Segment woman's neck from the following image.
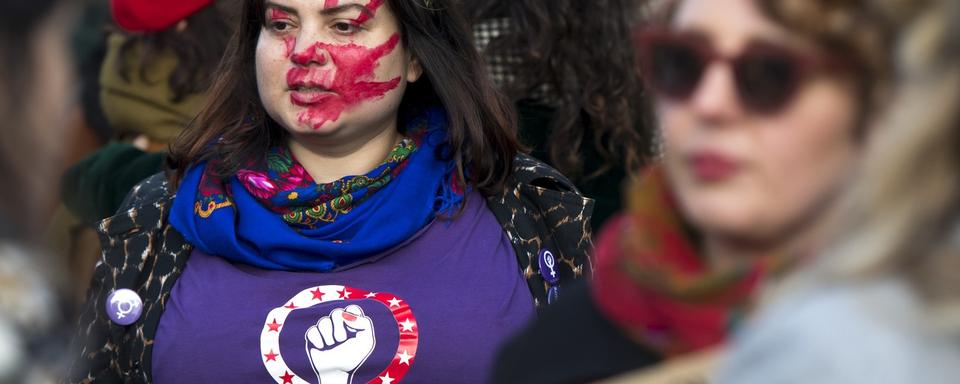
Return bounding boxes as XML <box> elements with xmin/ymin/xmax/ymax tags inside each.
<box><xmin>703</xmin><ymin>207</ymin><xmax>837</xmax><ymax>272</ymax></box>
<box><xmin>704</xmin><ymin>236</ymin><xmax>771</xmax><ymax>272</ymax></box>
<box><xmin>287</xmin><ymin>122</ymin><xmax>401</xmax><ymax>184</ymax></box>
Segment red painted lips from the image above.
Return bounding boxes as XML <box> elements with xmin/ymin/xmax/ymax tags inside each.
<box><xmin>288</xmin><ymin>77</ymin><xmax>335</xmax><ymax>106</ymax></box>
<box><xmin>688</xmin><ymin>151</ymin><xmax>741</xmax><ymax>182</ymax></box>
<box><xmin>290</xmin><ymin>90</ymin><xmax>335</xmax><ymax>106</ymax></box>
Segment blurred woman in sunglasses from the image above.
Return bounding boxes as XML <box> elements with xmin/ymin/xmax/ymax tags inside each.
<box><xmin>493</xmin><ymin>0</ymin><xmax>894</xmax><ymax>381</ymax></box>
<box><xmin>718</xmin><ymin>0</ymin><xmax>960</xmax><ymax>382</ymax></box>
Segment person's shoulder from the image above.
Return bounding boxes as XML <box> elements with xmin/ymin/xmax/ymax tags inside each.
<box><xmin>494</xmin><ymin>153</ymin><xmax>594</xmax><ymax>216</ymax></box>
<box><xmin>718</xmin><ymin>280</ymin><xmax>960</xmax><ymax>384</ymax></box>
<box><xmin>96</xmin><ymin>171</ymin><xmax>172</xmax><ymax>237</ymax></box>
<box><xmin>507</xmin><ymin>153</ymin><xmax>581</xmax><ymax>195</ymax></box>
<box><xmin>485</xmin><ymin>153</ymin><xmax>596</xmax><ymax>307</ymax></box>
<box><xmin>118</xmin><ymin>171</ymin><xmax>171</xmax><ymax>210</ymax></box>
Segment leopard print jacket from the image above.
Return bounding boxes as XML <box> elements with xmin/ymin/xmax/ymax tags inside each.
<box><xmin>65</xmin><ymin>153</ymin><xmax>594</xmax><ymax>383</ymax></box>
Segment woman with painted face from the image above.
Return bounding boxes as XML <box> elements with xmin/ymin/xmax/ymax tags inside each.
<box><xmin>493</xmin><ymin>0</ymin><xmax>894</xmax><ymax>381</ymax></box>
<box><xmin>66</xmin><ymin>0</ymin><xmax>593</xmax><ymax>382</ymax></box>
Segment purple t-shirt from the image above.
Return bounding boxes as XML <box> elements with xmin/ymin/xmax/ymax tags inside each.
<box><xmin>152</xmin><ymin>192</ymin><xmax>534</xmax><ymax>383</ymax></box>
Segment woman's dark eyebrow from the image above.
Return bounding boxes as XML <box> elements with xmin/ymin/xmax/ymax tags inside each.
<box><xmin>321</xmin><ymin>3</ymin><xmax>374</xmax><ymax>19</ymax></box>
<box><xmin>264</xmin><ymin>1</ymin><xmax>298</xmax><ymax>16</ymax></box>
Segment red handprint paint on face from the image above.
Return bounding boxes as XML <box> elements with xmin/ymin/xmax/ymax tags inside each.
<box><xmin>286</xmin><ymin>34</ymin><xmax>401</xmax><ymax>130</ymax></box>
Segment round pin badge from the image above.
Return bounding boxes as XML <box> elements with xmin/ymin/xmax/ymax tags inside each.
<box><xmin>537</xmin><ymin>248</ymin><xmax>561</xmax><ymax>286</ymax></box>
<box><xmin>106</xmin><ymin>288</ymin><xmax>143</xmax><ymax>326</ymax></box>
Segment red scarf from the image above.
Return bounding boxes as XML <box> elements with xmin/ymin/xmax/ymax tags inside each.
<box><xmin>591</xmin><ymin>168</ymin><xmax>791</xmax><ymax>356</ymax></box>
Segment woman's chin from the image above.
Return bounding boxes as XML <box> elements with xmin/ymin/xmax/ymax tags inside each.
<box><xmin>278</xmin><ymin>114</ymin><xmax>343</xmax><ymax>137</ymax></box>
<box><xmin>681</xmin><ymin>197</ymin><xmax>773</xmax><ymax>240</ymax></box>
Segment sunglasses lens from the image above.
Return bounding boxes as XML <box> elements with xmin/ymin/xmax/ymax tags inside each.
<box><xmin>645</xmin><ymin>40</ymin><xmax>705</xmax><ymax>100</ymax></box>
<box><xmin>734</xmin><ymin>53</ymin><xmax>799</xmax><ymax>113</ymax></box>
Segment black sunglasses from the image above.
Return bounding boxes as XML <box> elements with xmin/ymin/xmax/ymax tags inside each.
<box><xmin>637</xmin><ymin>28</ymin><xmax>849</xmax><ymax>114</ymax></box>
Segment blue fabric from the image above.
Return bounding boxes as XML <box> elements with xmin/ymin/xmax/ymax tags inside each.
<box><xmin>169</xmin><ymin>108</ymin><xmax>460</xmax><ymax>272</ymax></box>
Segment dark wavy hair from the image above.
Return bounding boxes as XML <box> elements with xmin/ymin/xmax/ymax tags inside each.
<box><xmin>169</xmin><ymin>0</ymin><xmax>520</xmax><ymax>196</ymax></box>
<box><xmin>462</xmin><ymin>0</ymin><xmax>656</xmax><ymax>180</ymax></box>
<box><xmin>113</xmin><ymin>1</ymin><xmax>237</xmax><ymax>102</ymax></box>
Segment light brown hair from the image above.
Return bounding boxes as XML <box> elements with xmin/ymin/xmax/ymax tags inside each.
<box><xmin>819</xmin><ymin>0</ymin><xmax>960</xmax><ymax>312</ymax></box>
<box><xmin>764</xmin><ymin>0</ymin><xmax>960</xmax><ymax>320</ymax></box>
<box><xmin>757</xmin><ymin>0</ymin><xmax>901</xmax><ymax>129</ymax></box>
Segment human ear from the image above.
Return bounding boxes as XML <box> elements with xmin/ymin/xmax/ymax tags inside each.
<box><xmin>405</xmin><ymin>53</ymin><xmax>423</xmax><ymax>83</ymax></box>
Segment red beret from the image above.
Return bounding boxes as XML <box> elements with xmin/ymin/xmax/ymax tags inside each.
<box><xmin>111</xmin><ymin>0</ymin><xmax>215</xmax><ymax>32</ymax></box>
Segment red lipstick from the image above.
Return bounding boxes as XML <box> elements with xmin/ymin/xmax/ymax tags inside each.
<box><xmin>688</xmin><ymin>151</ymin><xmax>741</xmax><ymax>182</ymax></box>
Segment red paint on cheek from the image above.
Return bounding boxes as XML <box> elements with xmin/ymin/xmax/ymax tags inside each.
<box><xmin>286</xmin><ymin>34</ymin><xmax>403</xmax><ymax>130</ymax></box>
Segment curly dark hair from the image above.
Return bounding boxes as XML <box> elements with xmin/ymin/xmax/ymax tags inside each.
<box><xmin>461</xmin><ymin>0</ymin><xmax>657</xmax><ymax>180</ymax></box>
<box><xmin>113</xmin><ymin>1</ymin><xmax>238</xmax><ymax>102</ymax></box>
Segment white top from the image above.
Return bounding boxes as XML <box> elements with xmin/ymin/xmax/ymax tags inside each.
<box><xmin>716</xmin><ymin>278</ymin><xmax>960</xmax><ymax>384</ymax></box>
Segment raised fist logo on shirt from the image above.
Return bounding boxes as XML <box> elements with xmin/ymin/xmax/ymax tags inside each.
<box><xmin>305</xmin><ymin>305</ymin><xmax>376</xmax><ymax>384</ymax></box>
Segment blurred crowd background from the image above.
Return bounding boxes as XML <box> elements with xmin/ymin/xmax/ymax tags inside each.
<box><xmin>0</xmin><ymin>0</ymin><xmax>958</xmax><ymax>382</ymax></box>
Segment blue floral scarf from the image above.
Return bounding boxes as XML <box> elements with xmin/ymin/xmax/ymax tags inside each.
<box><xmin>169</xmin><ymin>108</ymin><xmax>463</xmax><ymax>272</ymax></box>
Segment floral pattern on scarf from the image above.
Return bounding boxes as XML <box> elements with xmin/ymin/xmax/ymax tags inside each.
<box><xmin>194</xmin><ymin>139</ymin><xmax>417</xmax><ymax>228</ymax></box>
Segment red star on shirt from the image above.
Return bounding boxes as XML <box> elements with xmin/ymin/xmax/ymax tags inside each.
<box><xmin>338</xmin><ymin>287</ymin><xmax>352</xmax><ymax>299</ymax></box>
<box><xmin>279</xmin><ymin>371</ymin><xmax>295</xmax><ymax>384</ymax></box>
<box><xmin>284</xmin><ymin>302</ymin><xmax>298</xmax><ymax>309</ymax></box>
<box><xmin>311</xmin><ymin>287</ymin><xmax>325</xmax><ymax>301</ymax></box>
<box><xmin>266</xmin><ymin>319</ymin><xmax>282</xmax><ymax>332</ymax></box>
<box><xmin>264</xmin><ymin>349</ymin><xmax>279</xmax><ymax>362</ymax></box>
